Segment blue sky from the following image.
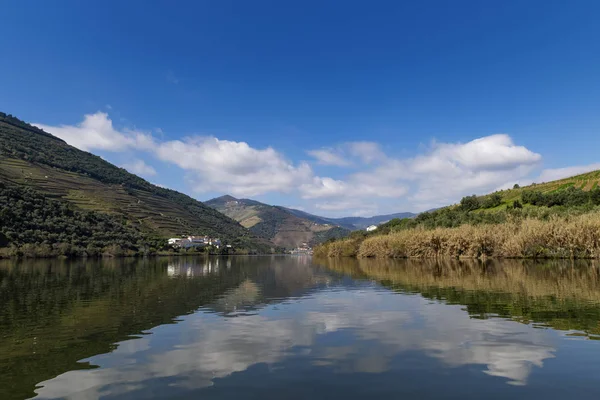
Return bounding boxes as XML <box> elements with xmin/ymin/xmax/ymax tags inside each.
<box><xmin>1</xmin><ymin>0</ymin><xmax>599</xmax><ymax>216</ymax></box>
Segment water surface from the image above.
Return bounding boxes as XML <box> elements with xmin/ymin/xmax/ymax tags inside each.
<box><xmin>2</xmin><ymin>256</ymin><xmax>600</xmax><ymax>399</ymax></box>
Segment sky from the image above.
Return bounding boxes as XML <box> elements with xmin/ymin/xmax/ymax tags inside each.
<box><xmin>1</xmin><ymin>0</ymin><xmax>600</xmax><ymax>217</ymax></box>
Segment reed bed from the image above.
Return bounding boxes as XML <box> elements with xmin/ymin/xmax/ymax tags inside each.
<box><xmin>315</xmin><ymin>213</ymin><xmax>600</xmax><ymax>259</ymax></box>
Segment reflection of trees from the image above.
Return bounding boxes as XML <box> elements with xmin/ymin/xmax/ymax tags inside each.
<box><xmin>0</xmin><ymin>257</ymin><xmax>245</xmax><ymax>400</ymax></box>
<box><xmin>316</xmin><ymin>257</ymin><xmax>600</xmax><ymax>336</ymax></box>
<box><xmin>0</xmin><ymin>256</ymin><xmax>333</xmax><ymax>400</ymax></box>
<box><xmin>35</xmin><ymin>271</ymin><xmax>558</xmax><ymax>398</ymax></box>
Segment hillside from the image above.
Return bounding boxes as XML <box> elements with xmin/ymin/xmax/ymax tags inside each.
<box><xmin>315</xmin><ymin>169</ymin><xmax>600</xmax><ymax>259</ymax></box>
<box><xmin>0</xmin><ymin>112</ymin><xmax>270</xmax><ymax>254</ymax></box>
<box><xmin>206</xmin><ymin>195</ymin><xmax>350</xmax><ymax>248</ymax></box>
<box><xmin>279</xmin><ymin>207</ymin><xmax>416</xmax><ymax>230</ymax></box>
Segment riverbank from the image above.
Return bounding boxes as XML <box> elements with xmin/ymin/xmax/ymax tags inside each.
<box><xmin>0</xmin><ymin>247</ymin><xmax>265</xmax><ymax>259</ymax></box>
<box><xmin>314</xmin><ymin>213</ymin><xmax>600</xmax><ymax>259</ymax></box>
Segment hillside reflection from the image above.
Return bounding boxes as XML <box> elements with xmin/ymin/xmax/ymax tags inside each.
<box><xmin>3</xmin><ymin>257</ymin><xmax>600</xmax><ymax>399</ymax></box>
<box><xmin>316</xmin><ymin>257</ymin><xmax>600</xmax><ymax>336</ymax></box>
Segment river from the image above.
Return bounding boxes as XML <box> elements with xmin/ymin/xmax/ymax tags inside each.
<box><xmin>1</xmin><ymin>256</ymin><xmax>600</xmax><ymax>399</ymax></box>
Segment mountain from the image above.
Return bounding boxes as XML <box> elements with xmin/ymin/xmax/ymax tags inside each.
<box><xmin>280</xmin><ymin>207</ymin><xmax>416</xmax><ymax>230</ymax></box>
<box><xmin>206</xmin><ymin>196</ymin><xmax>350</xmax><ymax>248</ymax></box>
<box><xmin>0</xmin><ymin>112</ymin><xmax>270</xmax><ymax>254</ymax></box>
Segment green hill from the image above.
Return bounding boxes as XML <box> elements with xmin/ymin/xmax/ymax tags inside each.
<box><xmin>206</xmin><ymin>195</ymin><xmax>350</xmax><ymax>248</ymax></box>
<box><xmin>315</xmin><ymin>169</ymin><xmax>600</xmax><ymax>259</ymax></box>
<box><xmin>0</xmin><ymin>112</ymin><xmax>270</xmax><ymax>255</ymax></box>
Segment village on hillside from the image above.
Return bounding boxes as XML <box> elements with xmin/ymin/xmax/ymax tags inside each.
<box><xmin>168</xmin><ymin>235</ymin><xmax>226</xmax><ymax>249</ymax></box>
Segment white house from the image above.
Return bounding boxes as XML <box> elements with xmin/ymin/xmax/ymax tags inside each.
<box><xmin>366</xmin><ymin>225</ymin><xmax>378</xmax><ymax>232</ymax></box>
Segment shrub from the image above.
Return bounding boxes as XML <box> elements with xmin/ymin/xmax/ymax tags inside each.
<box><xmin>482</xmin><ymin>193</ymin><xmax>502</xmax><ymax>209</ymax></box>
<box><xmin>459</xmin><ymin>195</ymin><xmax>481</xmax><ymax>211</ymax></box>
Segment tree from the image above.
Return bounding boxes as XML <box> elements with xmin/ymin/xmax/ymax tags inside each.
<box><xmin>0</xmin><ymin>232</ymin><xmax>8</xmax><ymax>247</ymax></box>
<box><xmin>460</xmin><ymin>195</ymin><xmax>481</xmax><ymax>212</ymax></box>
<box><xmin>482</xmin><ymin>193</ymin><xmax>502</xmax><ymax>209</ymax></box>
<box><xmin>513</xmin><ymin>184</ymin><xmax>520</xmax><ymax>189</ymax></box>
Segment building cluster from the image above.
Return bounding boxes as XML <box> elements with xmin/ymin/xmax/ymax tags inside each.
<box><xmin>168</xmin><ymin>236</ymin><xmax>222</xmax><ymax>249</ymax></box>
<box><xmin>290</xmin><ymin>242</ymin><xmax>312</xmax><ymax>255</ymax></box>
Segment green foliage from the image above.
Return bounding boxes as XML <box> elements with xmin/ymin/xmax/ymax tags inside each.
<box><xmin>459</xmin><ymin>195</ymin><xmax>480</xmax><ymax>211</ymax></box>
<box><xmin>482</xmin><ymin>193</ymin><xmax>502</xmax><ymax>209</ymax></box>
<box><xmin>311</xmin><ymin>227</ymin><xmax>350</xmax><ymax>245</ymax></box>
<box><xmin>513</xmin><ymin>183</ymin><xmax>520</xmax><ymax>189</ymax></box>
<box><xmin>0</xmin><ymin>232</ymin><xmax>8</xmax><ymax>247</ymax></box>
<box><xmin>522</xmin><ymin>187</ymin><xmax>600</xmax><ymax>208</ymax></box>
<box><xmin>0</xmin><ymin>183</ymin><xmax>167</xmax><ymax>257</ymax></box>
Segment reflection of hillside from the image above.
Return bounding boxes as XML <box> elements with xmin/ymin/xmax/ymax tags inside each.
<box><xmin>0</xmin><ymin>256</ymin><xmax>334</xmax><ymax>399</ymax></box>
<box><xmin>316</xmin><ymin>257</ymin><xmax>600</xmax><ymax>336</ymax></box>
<box><xmin>35</xmin><ymin>276</ymin><xmax>558</xmax><ymax>398</ymax></box>
<box><xmin>0</xmin><ymin>258</ymin><xmax>243</xmax><ymax>400</ymax></box>
<box><xmin>197</xmin><ymin>256</ymin><xmax>336</xmax><ymax>314</ymax></box>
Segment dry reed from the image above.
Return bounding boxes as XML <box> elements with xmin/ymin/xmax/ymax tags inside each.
<box><xmin>315</xmin><ymin>213</ymin><xmax>600</xmax><ymax>259</ymax></box>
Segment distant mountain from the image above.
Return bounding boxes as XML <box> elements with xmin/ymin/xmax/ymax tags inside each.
<box><xmin>281</xmin><ymin>207</ymin><xmax>416</xmax><ymax>230</ymax></box>
<box><xmin>328</xmin><ymin>212</ymin><xmax>417</xmax><ymax>229</ymax></box>
<box><xmin>0</xmin><ymin>112</ymin><xmax>270</xmax><ymax>253</ymax></box>
<box><xmin>206</xmin><ymin>196</ymin><xmax>350</xmax><ymax>248</ymax></box>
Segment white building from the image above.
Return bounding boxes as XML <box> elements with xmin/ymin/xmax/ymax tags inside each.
<box><xmin>366</xmin><ymin>225</ymin><xmax>378</xmax><ymax>232</ymax></box>
<box><xmin>169</xmin><ymin>236</ymin><xmax>222</xmax><ymax>249</ymax></box>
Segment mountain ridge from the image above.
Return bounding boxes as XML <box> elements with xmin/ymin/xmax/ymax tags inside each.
<box><xmin>205</xmin><ymin>195</ymin><xmax>351</xmax><ymax>248</ymax></box>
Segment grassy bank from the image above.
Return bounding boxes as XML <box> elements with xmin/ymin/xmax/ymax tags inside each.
<box><xmin>314</xmin><ymin>212</ymin><xmax>600</xmax><ymax>259</ymax></box>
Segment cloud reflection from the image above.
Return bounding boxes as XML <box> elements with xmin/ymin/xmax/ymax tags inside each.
<box><xmin>34</xmin><ymin>284</ymin><xmax>556</xmax><ymax>398</ymax></box>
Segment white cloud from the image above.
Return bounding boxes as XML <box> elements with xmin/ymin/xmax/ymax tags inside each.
<box><xmin>300</xmin><ymin>176</ymin><xmax>408</xmax><ymax>200</ymax></box>
<box><xmin>33</xmin><ymin>112</ymin><xmax>547</xmax><ymax>214</ymax></box>
<box><xmin>428</xmin><ymin>134</ymin><xmax>541</xmax><ymax>171</ymax></box>
<box><xmin>155</xmin><ymin>137</ymin><xmax>314</xmax><ymax>197</ymax></box>
<box><xmin>33</xmin><ymin>260</ymin><xmax>557</xmax><ymax>398</ymax></box>
<box><xmin>341</xmin><ymin>135</ymin><xmax>542</xmax><ymax>210</ymax></box>
<box><xmin>34</xmin><ymin>112</ymin><xmax>154</xmax><ymax>152</ymax></box>
<box><xmin>347</xmin><ymin>141</ymin><xmax>385</xmax><ymax>164</ymax></box>
<box><xmin>307</xmin><ymin>149</ymin><xmax>351</xmax><ymax>167</ymax></box>
<box><xmin>121</xmin><ymin>159</ymin><xmax>157</xmax><ymax>177</ymax></box>
<box><xmin>307</xmin><ymin>141</ymin><xmax>384</xmax><ymax>166</ymax></box>
<box><xmin>537</xmin><ymin>163</ymin><xmax>600</xmax><ymax>183</ymax></box>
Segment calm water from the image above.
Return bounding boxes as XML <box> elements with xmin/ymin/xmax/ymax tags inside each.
<box><xmin>2</xmin><ymin>257</ymin><xmax>600</xmax><ymax>399</ymax></box>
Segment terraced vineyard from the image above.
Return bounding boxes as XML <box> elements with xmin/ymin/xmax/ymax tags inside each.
<box><xmin>0</xmin><ymin>112</ymin><xmax>269</xmax><ymax>251</ymax></box>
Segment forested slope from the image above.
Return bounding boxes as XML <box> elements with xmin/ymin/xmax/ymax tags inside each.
<box><xmin>0</xmin><ymin>112</ymin><xmax>270</xmax><ymax>255</ymax></box>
